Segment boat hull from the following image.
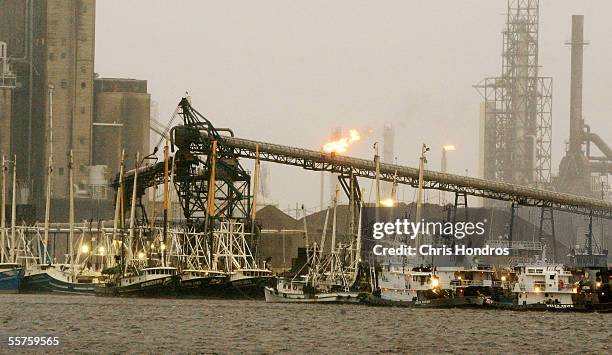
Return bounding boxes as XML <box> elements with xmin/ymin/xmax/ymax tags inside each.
<box><xmin>364</xmin><ymin>293</ymin><xmax>467</xmax><ymax>308</ymax></box>
<box><xmin>20</xmin><ymin>271</ymin><xmax>96</xmax><ymax>295</ymax></box>
<box><xmin>222</xmin><ymin>276</ymin><xmax>273</xmax><ymax>300</ymax></box>
<box><xmin>178</xmin><ymin>275</ymin><xmax>228</xmax><ymax>298</ymax></box>
<box><xmin>0</xmin><ymin>267</ymin><xmax>24</xmax><ymax>294</ymax></box>
<box><xmin>264</xmin><ymin>286</ymin><xmax>361</xmax><ymax>303</ymax></box>
<box><xmin>95</xmin><ymin>275</ymin><xmax>180</xmax><ymax>298</ymax></box>
<box><xmin>483</xmin><ymin>302</ymin><xmax>595</xmax><ymax>312</ymax></box>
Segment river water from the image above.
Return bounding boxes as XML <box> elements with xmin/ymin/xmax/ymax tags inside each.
<box><xmin>0</xmin><ymin>294</ymin><xmax>610</xmax><ymax>354</ymax></box>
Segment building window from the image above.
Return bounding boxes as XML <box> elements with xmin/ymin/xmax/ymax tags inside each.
<box><xmin>60</xmin><ymin>80</ymin><xmax>67</xmax><ymax>89</ymax></box>
<box><xmin>80</xmin><ymin>66</ymin><xmax>86</xmax><ymax>74</ymax></box>
<box><xmin>79</xmin><ymin>137</ymin><xmax>85</xmax><ymax>145</ymax></box>
<box><xmin>81</xmin><ymin>82</ymin><xmax>86</xmax><ymax>89</ymax></box>
<box><xmin>61</xmin><ymin>52</ymin><xmax>66</xmax><ymax>59</ymax></box>
<box><xmin>58</xmin><ymin>168</ymin><xmax>64</xmax><ymax>176</ymax></box>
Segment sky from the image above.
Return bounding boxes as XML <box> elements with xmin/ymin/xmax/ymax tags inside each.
<box><xmin>95</xmin><ymin>0</ymin><xmax>612</xmax><ymax>212</ymax></box>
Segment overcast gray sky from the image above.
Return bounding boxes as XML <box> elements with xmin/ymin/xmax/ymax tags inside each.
<box><xmin>95</xmin><ymin>0</ymin><xmax>612</xmax><ymax>211</ymax></box>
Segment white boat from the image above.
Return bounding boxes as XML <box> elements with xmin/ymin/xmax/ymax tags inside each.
<box><xmin>376</xmin><ymin>265</ymin><xmax>441</xmax><ymax>303</ymax></box>
<box><xmin>513</xmin><ymin>263</ymin><xmax>576</xmax><ymax>307</ymax></box>
<box><xmin>264</xmin><ymin>277</ymin><xmax>360</xmax><ymax>303</ymax></box>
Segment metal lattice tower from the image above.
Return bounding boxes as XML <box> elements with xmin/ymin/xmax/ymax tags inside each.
<box><xmin>478</xmin><ymin>0</ymin><xmax>552</xmax><ymax>187</ymax></box>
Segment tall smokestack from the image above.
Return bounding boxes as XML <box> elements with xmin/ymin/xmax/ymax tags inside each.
<box><xmin>569</xmin><ymin>15</ymin><xmax>585</xmax><ymax>155</ymax></box>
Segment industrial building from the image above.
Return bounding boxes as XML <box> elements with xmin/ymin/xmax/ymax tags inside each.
<box><xmin>477</xmin><ymin>0</ymin><xmax>553</xmax><ymax>189</ymax></box>
<box><xmin>477</xmin><ymin>1</ymin><xmax>611</xmax><ymax>200</ymax></box>
<box><xmin>0</xmin><ymin>0</ymin><xmax>151</xmax><ymax>220</ymax></box>
<box><xmin>476</xmin><ymin>1</ymin><xmax>610</xmax><ymax>265</ymax></box>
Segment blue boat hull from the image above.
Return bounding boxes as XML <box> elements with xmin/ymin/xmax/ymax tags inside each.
<box><xmin>0</xmin><ymin>267</ymin><xmax>24</xmax><ymax>293</ymax></box>
<box><xmin>21</xmin><ymin>271</ymin><xmax>96</xmax><ymax>295</ymax></box>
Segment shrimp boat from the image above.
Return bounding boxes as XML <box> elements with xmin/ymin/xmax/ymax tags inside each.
<box><xmin>169</xmin><ymin>222</ymin><xmax>274</xmax><ymax>299</ymax></box>
<box><xmin>223</xmin><ymin>268</ymin><xmax>274</xmax><ymax>299</ymax></box>
<box><xmin>93</xmin><ymin>225</ymin><xmax>180</xmax><ymax>297</ymax></box>
<box><xmin>265</xmin><ymin>196</ymin><xmax>363</xmax><ymax>303</ymax></box>
<box><xmin>0</xmin><ymin>156</ymin><xmax>24</xmax><ymax>293</ymax></box>
<box><xmin>21</xmin><ymin>263</ymin><xmax>102</xmax><ymax>295</ymax></box>
<box><xmin>208</xmin><ymin>221</ymin><xmax>273</xmax><ymax>299</ymax></box>
<box><xmin>21</xmin><ymin>151</ymin><xmax>108</xmax><ymax>295</ymax></box>
<box><xmin>0</xmin><ymin>263</ymin><xmax>23</xmax><ymax>293</ymax></box>
<box><xmin>264</xmin><ymin>240</ymin><xmax>362</xmax><ymax>303</ymax></box>
<box><xmin>265</xmin><ymin>274</ymin><xmax>360</xmax><ymax>303</ymax></box>
<box><xmin>95</xmin><ymin>266</ymin><xmax>180</xmax><ymax>297</ymax></box>
<box><xmin>178</xmin><ymin>269</ymin><xmax>227</xmax><ymax>297</ymax></box>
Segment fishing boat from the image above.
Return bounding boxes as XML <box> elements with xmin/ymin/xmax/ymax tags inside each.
<box><xmin>0</xmin><ymin>262</ymin><xmax>24</xmax><ymax>293</ymax></box>
<box><xmin>222</xmin><ymin>268</ymin><xmax>274</xmax><ymax>299</ymax></box>
<box><xmin>0</xmin><ymin>157</ymin><xmax>23</xmax><ymax>293</ymax></box>
<box><xmin>20</xmin><ymin>151</ymin><xmax>107</xmax><ymax>295</ymax></box>
<box><xmin>178</xmin><ymin>268</ymin><xmax>227</xmax><ymax>297</ymax></box>
<box><xmin>264</xmin><ymin>275</ymin><xmax>360</xmax><ymax>303</ymax></box>
<box><xmin>20</xmin><ymin>263</ymin><xmax>101</xmax><ymax>295</ymax></box>
<box><xmin>265</xmin><ymin>195</ymin><xmax>363</xmax><ymax>303</ymax></box>
<box><xmin>95</xmin><ymin>266</ymin><xmax>180</xmax><ymax>297</ymax></box>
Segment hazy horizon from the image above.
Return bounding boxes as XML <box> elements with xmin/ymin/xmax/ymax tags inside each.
<box><xmin>95</xmin><ymin>0</ymin><xmax>612</xmax><ymax>212</ymax></box>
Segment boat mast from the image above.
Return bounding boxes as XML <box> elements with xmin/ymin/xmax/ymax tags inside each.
<box><xmin>162</xmin><ymin>140</ymin><xmax>169</xmax><ymax>264</ymax></box>
<box><xmin>10</xmin><ymin>156</ymin><xmax>16</xmax><ymax>263</ymax></box>
<box><xmin>351</xmin><ymin>198</ymin><xmax>363</xmax><ymax>286</ymax></box>
<box><xmin>68</xmin><ymin>150</ymin><xmax>75</xmax><ymax>278</ymax></box>
<box><xmin>330</xmin><ymin>183</ymin><xmax>339</xmax><ymax>280</ymax></box>
<box><xmin>127</xmin><ymin>152</ymin><xmax>139</xmax><ymax>271</ymax></box>
<box><xmin>112</xmin><ymin>150</ymin><xmax>125</xmax><ymax>266</ymax></box>
<box><xmin>1</xmin><ymin>156</ymin><xmax>5</xmax><ymax>263</ymax></box>
<box><xmin>302</xmin><ymin>204</ymin><xmax>309</xmax><ymax>260</ymax></box>
<box><xmin>250</xmin><ymin>144</ymin><xmax>260</xmax><ymax>259</ymax></box>
<box><xmin>319</xmin><ymin>207</ymin><xmax>329</xmax><ymax>261</ymax></box>
<box><xmin>43</xmin><ymin>84</ymin><xmax>54</xmax><ymax>265</ymax></box>
<box><xmin>164</xmin><ymin>154</ymin><xmax>175</xmax><ymax>266</ymax></box>
<box><xmin>207</xmin><ymin>140</ymin><xmax>217</xmax><ymax>270</ymax></box>
<box><xmin>415</xmin><ymin>144</ymin><xmax>429</xmax><ymax>255</ymax></box>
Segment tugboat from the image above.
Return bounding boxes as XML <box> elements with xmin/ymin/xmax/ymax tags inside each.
<box><xmin>509</xmin><ymin>262</ymin><xmax>578</xmax><ymax>311</ymax></box>
<box><xmin>0</xmin><ymin>262</ymin><xmax>24</xmax><ymax>293</ymax></box>
<box><xmin>436</xmin><ymin>264</ymin><xmax>504</xmax><ymax>306</ymax></box>
<box><xmin>365</xmin><ymin>265</ymin><xmax>455</xmax><ymax>307</ymax></box>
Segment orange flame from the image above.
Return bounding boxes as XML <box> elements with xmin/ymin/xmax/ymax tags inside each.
<box><xmin>322</xmin><ymin>129</ymin><xmax>361</xmax><ymax>154</ymax></box>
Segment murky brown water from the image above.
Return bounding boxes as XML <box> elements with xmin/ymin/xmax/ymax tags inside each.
<box><xmin>0</xmin><ymin>294</ymin><xmax>610</xmax><ymax>354</ymax></box>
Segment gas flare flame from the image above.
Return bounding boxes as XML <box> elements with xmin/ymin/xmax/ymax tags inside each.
<box><xmin>322</xmin><ymin>129</ymin><xmax>361</xmax><ymax>154</ymax></box>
